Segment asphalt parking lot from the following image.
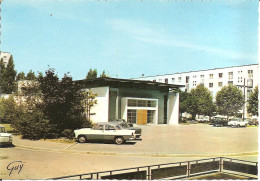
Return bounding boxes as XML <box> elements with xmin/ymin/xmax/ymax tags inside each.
<box><xmin>67</xmin><ymin>124</ymin><xmax>258</xmax><ymax>156</ymax></box>
<box><xmin>0</xmin><ymin>124</ymin><xmax>258</xmax><ymax>179</ymax></box>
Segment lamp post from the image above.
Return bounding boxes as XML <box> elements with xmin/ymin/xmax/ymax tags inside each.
<box><xmin>237</xmin><ymin>78</ymin><xmax>253</xmax><ymax>121</ymax></box>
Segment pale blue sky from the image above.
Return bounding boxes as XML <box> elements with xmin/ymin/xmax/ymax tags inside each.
<box><xmin>1</xmin><ymin>0</ymin><xmax>259</xmax><ymax>80</ymax></box>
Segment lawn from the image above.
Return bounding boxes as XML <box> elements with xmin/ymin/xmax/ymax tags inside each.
<box><xmin>0</xmin><ymin>124</ymin><xmax>14</xmax><ymax>132</ymax></box>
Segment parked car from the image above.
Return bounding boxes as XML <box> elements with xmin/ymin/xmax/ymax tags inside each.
<box><xmin>228</xmin><ymin>118</ymin><xmax>248</xmax><ymax>127</ymax></box>
<box><xmin>74</xmin><ymin>122</ymin><xmax>135</xmax><ymax>145</ymax></box>
<box><xmin>212</xmin><ymin>118</ymin><xmax>228</xmax><ymax>127</ymax></box>
<box><xmin>196</xmin><ymin>116</ymin><xmax>210</xmax><ymax>123</ymax></box>
<box><xmin>109</xmin><ymin>119</ymin><xmax>142</xmax><ymax>139</ymax></box>
<box><xmin>247</xmin><ymin>118</ymin><xmax>258</xmax><ymax>126</ymax></box>
<box><xmin>0</xmin><ymin>125</ymin><xmax>13</xmax><ymax>146</ymax></box>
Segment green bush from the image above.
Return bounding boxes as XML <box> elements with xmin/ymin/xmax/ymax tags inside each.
<box><xmin>12</xmin><ymin>107</ymin><xmax>59</xmax><ymax>140</ymax></box>
<box><xmin>61</xmin><ymin>129</ymin><xmax>74</xmax><ymax>139</ymax></box>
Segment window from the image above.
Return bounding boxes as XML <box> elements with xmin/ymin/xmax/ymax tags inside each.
<box><xmin>228</xmin><ymin>81</ymin><xmax>233</xmax><ymax>85</ymax></box>
<box><xmin>147</xmin><ymin>110</ymin><xmax>155</xmax><ymax>123</ymax></box>
<box><xmin>105</xmin><ymin>125</ymin><xmax>116</xmax><ymax>130</ymax></box>
<box><xmin>137</xmin><ymin>100</ymin><xmax>146</xmax><ymax>107</ymax></box>
<box><xmin>248</xmin><ymin>70</ymin><xmax>253</xmax><ymax>78</ymax></box>
<box><xmin>247</xmin><ymin>79</ymin><xmax>253</xmax><ymax>87</ymax></box>
<box><xmin>247</xmin><ymin>90</ymin><xmax>253</xmax><ymax>100</ymax></box>
<box><xmin>159</xmin><ymin>79</ymin><xmax>162</xmax><ymax>82</ymax></box>
<box><xmin>193</xmin><ymin>81</ymin><xmax>197</xmax><ymax>87</ymax></box>
<box><xmin>209</xmin><ymin>83</ymin><xmax>213</xmax><ymax>88</ymax></box>
<box><xmin>238</xmin><ymin>77</ymin><xmax>243</xmax><ymax>83</ymax></box>
<box><xmin>153</xmin><ymin>80</ymin><xmax>156</xmax><ymax>82</ymax></box>
<box><xmin>200</xmin><ymin>75</ymin><xmax>204</xmax><ymax>78</ymax></box>
<box><xmin>172</xmin><ymin>78</ymin><xmax>175</xmax><ymax>83</ymax></box>
<box><xmin>209</xmin><ymin>74</ymin><xmax>213</xmax><ymax>79</ymax></box>
<box><xmin>218</xmin><ymin>82</ymin><xmax>223</xmax><ymax>87</ymax></box>
<box><xmin>127</xmin><ymin>109</ymin><xmax>137</xmax><ymax>124</ymax></box>
<box><xmin>186</xmin><ymin>76</ymin><xmax>189</xmax><ymax>83</ymax></box>
<box><xmin>165</xmin><ymin>78</ymin><xmax>168</xmax><ymax>84</ymax></box>
<box><xmin>228</xmin><ymin>72</ymin><xmax>233</xmax><ymax>80</ymax></box>
<box><xmin>238</xmin><ymin>70</ymin><xmax>243</xmax><ymax>74</ymax></box>
<box><xmin>127</xmin><ymin>99</ymin><xmax>156</xmax><ymax>107</ymax></box>
<box><xmin>219</xmin><ymin>73</ymin><xmax>223</xmax><ymax>78</ymax></box>
<box><xmin>178</xmin><ymin>77</ymin><xmax>182</xmax><ymax>82</ymax></box>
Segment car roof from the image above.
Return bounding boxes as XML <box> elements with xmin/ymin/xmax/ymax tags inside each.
<box><xmin>96</xmin><ymin>122</ymin><xmax>120</xmax><ymax>126</ymax></box>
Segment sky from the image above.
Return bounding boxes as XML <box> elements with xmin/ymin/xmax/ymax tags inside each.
<box><xmin>1</xmin><ymin>0</ymin><xmax>259</xmax><ymax>80</ymax></box>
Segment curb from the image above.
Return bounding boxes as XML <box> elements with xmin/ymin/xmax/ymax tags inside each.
<box><xmin>14</xmin><ymin>144</ymin><xmax>258</xmax><ymax>158</ymax></box>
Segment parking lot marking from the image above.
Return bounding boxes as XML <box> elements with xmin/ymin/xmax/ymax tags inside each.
<box><xmin>64</xmin><ymin>142</ymin><xmax>78</xmax><ymax>150</ymax></box>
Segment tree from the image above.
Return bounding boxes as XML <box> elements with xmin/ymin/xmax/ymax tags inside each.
<box><xmin>86</xmin><ymin>68</ymin><xmax>97</xmax><ymax>79</ymax></box>
<box><xmin>247</xmin><ymin>86</ymin><xmax>258</xmax><ymax>116</ymax></box>
<box><xmin>215</xmin><ymin>84</ymin><xmax>243</xmax><ymax>120</ymax></box>
<box><xmin>82</xmin><ymin>90</ymin><xmax>97</xmax><ymax>125</ymax></box>
<box><xmin>0</xmin><ymin>59</ymin><xmax>5</xmax><ymax>93</ymax></box>
<box><xmin>185</xmin><ymin>93</ymin><xmax>199</xmax><ymax>120</ymax></box>
<box><xmin>190</xmin><ymin>84</ymin><xmax>215</xmax><ymax>117</ymax></box>
<box><xmin>0</xmin><ymin>96</ymin><xmax>19</xmax><ymax>124</ymax></box>
<box><xmin>16</xmin><ymin>72</ymin><xmax>26</xmax><ymax>81</ymax></box>
<box><xmin>38</xmin><ymin>68</ymin><xmax>91</xmax><ymax>135</ymax></box>
<box><xmin>0</xmin><ymin>56</ymin><xmax>17</xmax><ymax>93</ymax></box>
<box><xmin>100</xmin><ymin>70</ymin><xmax>109</xmax><ymax>78</ymax></box>
<box><xmin>11</xmin><ymin>95</ymin><xmax>59</xmax><ymax>140</ymax></box>
<box><xmin>26</xmin><ymin>70</ymin><xmax>37</xmax><ymax>80</ymax></box>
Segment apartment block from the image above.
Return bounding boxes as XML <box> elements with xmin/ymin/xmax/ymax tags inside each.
<box><xmin>135</xmin><ymin>64</ymin><xmax>259</xmax><ymax>117</ymax></box>
<box><xmin>0</xmin><ymin>51</ymin><xmax>12</xmax><ymax>67</ymax></box>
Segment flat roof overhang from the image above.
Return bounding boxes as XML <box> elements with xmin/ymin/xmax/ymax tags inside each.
<box><xmin>76</xmin><ymin>77</ymin><xmax>184</xmax><ymax>91</ymax></box>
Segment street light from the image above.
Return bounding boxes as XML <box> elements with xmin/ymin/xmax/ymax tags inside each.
<box><xmin>237</xmin><ymin>78</ymin><xmax>253</xmax><ymax>121</ymax></box>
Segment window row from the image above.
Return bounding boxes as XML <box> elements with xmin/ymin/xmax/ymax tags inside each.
<box><xmin>127</xmin><ymin>99</ymin><xmax>157</xmax><ymax>107</ymax></box>
<box><xmin>155</xmin><ymin>70</ymin><xmax>254</xmax><ymax>83</ymax></box>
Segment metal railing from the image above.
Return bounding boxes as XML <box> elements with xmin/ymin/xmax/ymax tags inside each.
<box><xmin>50</xmin><ymin>157</ymin><xmax>257</xmax><ymax>180</ymax></box>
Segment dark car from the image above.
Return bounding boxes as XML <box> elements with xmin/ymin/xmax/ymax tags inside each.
<box><xmin>212</xmin><ymin>118</ymin><xmax>228</xmax><ymax>127</ymax></box>
<box><xmin>109</xmin><ymin>119</ymin><xmax>142</xmax><ymax>139</ymax></box>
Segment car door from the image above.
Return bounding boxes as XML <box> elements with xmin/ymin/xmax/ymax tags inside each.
<box><xmin>103</xmin><ymin>125</ymin><xmax>116</xmax><ymax>141</ymax></box>
<box><xmin>88</xmin><ymin>124</ymin><xmax>105</xmax><ymax>141</ymax></box>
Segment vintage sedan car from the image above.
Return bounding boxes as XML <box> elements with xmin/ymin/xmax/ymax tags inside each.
<box><xmin>74</xmin><ymin>122</ymin><xmax>135</xmax><ymax>145</ymax></box>
<box><xmin>109</xmin><ymin>119</ymin><xmax>142</xmax><ymax>139</ymax></box>
<box><xmin>0</xmin><ymin>126</ymin><xmax>13</xmax><ymax>146</ymax></box>
<box><xmin>247</xmin><ymin>118</ymin><xmax>258</xmax><ymax>126</ymax></box>
<box><xmin>228</xmin><ymin>118</ymin><xmax>248</xmax><ymax>127</ymax></box>
<box><xmin>212</xmin><ymin>118</ymin><xmax>228</xmax><ymax>127</ymax></box>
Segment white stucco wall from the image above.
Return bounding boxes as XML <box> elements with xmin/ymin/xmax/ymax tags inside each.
<box><xmin>84</xmin><ymin>87</ymin><xmax>109</xmax><ymax>123</ymax></box>
<box><xmin>167</xmin><ymin>92</ymin><xmax>179</xmax><ymax>125</ymax></box>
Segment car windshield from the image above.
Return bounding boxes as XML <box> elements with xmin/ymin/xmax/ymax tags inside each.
<box><xmin>0</xmin><ymin>127</ymin><xmax>6</xmax><ymax>133</ymax></box>
<box><xmin>120</xmin><ymin>122</ymin><xmax>130</xmax><ymax>128</ymax></box>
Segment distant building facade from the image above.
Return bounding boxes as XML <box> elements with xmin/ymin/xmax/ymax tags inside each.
<box><xmin>0</xmin><ymin>51</ymin><xmax>12</xmax><ymax>67</ymax></box>
<box><xmin>135</xmin><ymin>64</ymin><xmax>259</xmax><ymax>117</ymax></box>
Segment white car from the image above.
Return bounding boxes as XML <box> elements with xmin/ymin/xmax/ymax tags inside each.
<box><xmin>0</xmin><ymin>126</ymin><xmax>13</xmax><ymax>146</ymax></box>
<box><xmin>74</xmin><ymin>122</ymin><xmax>135</xmax><ymax>145</ymax></box>
<box><xmin>228</xmin><ymin>118</ymin><xmax>248</xmax><ymax>127</ymax></box>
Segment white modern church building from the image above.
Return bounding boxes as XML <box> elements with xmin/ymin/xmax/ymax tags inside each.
<box><xmin>135</xmin><ymin>64</ymin><xmax>259</xmax><ymax>117</ymax></box>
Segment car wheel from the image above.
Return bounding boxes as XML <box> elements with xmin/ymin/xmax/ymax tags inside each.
<box><xmin>78</xmin><ymin>135</ymin><xmax>87</xmax><ymax>143</ymax></box>
<box><xmin>237</xmin><ymin>124</ymin><xmax>240</xmax><ymax>128</ymax></box>
<box><xmin>114</xmin><ymin>137</ymin><xmax>124</xmax><ymax>145</ymax></box>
